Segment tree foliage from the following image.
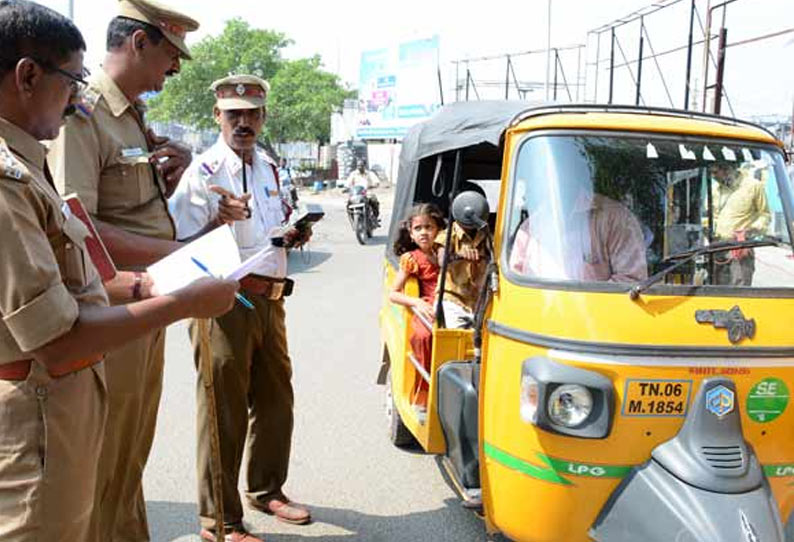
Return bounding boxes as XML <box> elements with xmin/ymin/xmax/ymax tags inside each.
<box><xmin>267</xmin><ymin>56</ymin><xmax>355</xmax><ymax>143</ymax></box>
<box><xmin>147</xmin><ymin>19</ymin><xmax>352</xmax><ymax>143</ymax></box>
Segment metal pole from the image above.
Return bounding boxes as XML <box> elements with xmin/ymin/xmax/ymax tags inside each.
<box><xmin>713</xmin><ymin>27</ymin><xmax>727</xmax><ymax>114</ymax></box>
<box><xmin>437</xmin><ymin>66</ymin><xmax>444</xmax><ymax>106</ymax></box>
<box><xmin>505</xmin><ymin>55</ymin><xmax>511</xmax><ymax>100</ymax></box>
<box><xmin>636</xmin><ymin>19</ymin><xmax>644</xmax><ymax>106</ymax></box>
<box><xmin>455</xmin><ymin>61</ymin><xmax>460</xmax><ymax>102</ymax></box>
<box><xmin>684</xmin><ymin>0</ymin><xmax>696</xmax><ymax>109</ymax></box>
<box><xmin>609</xmin><ymin>27</ymin><xmax>615</xmax><ymax>104</ymax></box>
<box><xmin>593</xmin><ymin>31</ymin><xmax>601</xmax><ymax>102</ymax></box>
<box><xmin>435</xmin><ymin>149</ymin><xmax>463</xmax><ymax>329</ymax></box>
<box><xmin>465</xmin><ymin>68</ymin><xmax>470</xmax><ymax>101</ymax></box>
<box><xmin>553</xmin><ymin>49</ymin><xmax>559</xmax><ymax>101</ymax></box>
<box><xmin>575</xmin><ymin>45</ymin><xmax>582</xmax><ymax>102</ymax></box>
<box><xmin>545</xmin><ymin>0</ymin><xmax>551</xmax><ymax>101</ymax></box>
<box><xmin>789</xmin><ymin>98</ymin><xmax>794</xmax><ymax>152</ymax></box>
<box><xmin>68</xmin><ymin>0</ymin><xmax>74</xmax><ymax>19</ymax></box>
<box><xmin>701</xmin><ymin>0</ymin><xmax>712</xmax><ymax>111</ymax></box>
<box><xmin>198</xmin><ymin>319</ymin><xmax>225</xmax><ymax>542</ymax></box>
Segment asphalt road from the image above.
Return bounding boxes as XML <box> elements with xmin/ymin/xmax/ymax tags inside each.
<box><xmin>144</xmin><ymin>187</ymin><xmax>489</xmax><ymax>542</ymax></box>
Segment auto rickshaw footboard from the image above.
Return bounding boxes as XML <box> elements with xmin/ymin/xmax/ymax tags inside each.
<box><xmin>437</xmin><ymin>360</ymin><xmax>480</xmax><ymax>490</ymax></box>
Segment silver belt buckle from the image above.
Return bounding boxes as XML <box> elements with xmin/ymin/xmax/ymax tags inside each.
<box><xmin>269</xmin><ymin>281</ymin><xmax>284</xmax><ymax>300</ymax></box>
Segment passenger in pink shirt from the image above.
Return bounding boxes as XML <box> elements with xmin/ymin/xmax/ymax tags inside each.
<box><xmin>509</xmin><ymin>192</ymin><xmax>648</xmax><ymax>283</ymax></box>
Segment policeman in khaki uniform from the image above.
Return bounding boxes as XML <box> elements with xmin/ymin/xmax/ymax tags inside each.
<box><xmin>0</xmin><ymin>2</ymin><xmax>237</xmax><ymax>541</ymax></box>
<box><xmin>48</xmin><ymin>1</ymin><xmax>204</xmax><ymax>540</ymax></box>
<box><xmin>170</xmin><ymin>75</ymin><xmax>312</xmax><ymax>542</ymax></box>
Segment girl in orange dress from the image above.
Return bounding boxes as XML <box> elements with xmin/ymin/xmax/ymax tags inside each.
<box><xmin>389</xmin><ymin>203</ymin><xmax>446</xmax><ymax>411</ymax></box>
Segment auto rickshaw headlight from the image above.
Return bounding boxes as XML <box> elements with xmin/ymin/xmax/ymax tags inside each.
<box><xmin>547</xmin><ymin>384</ymin><xmax>593</xmax><ymax>427</ymax></box>
<box><xmin>519</xmin><ymin>374</ymin><xmax>540</xmax><ymax>423</ymax></box>
<box><xmin>521</xmin><ymin>357</ymin><xmax>614</xmax><ymax>438</ymax></box>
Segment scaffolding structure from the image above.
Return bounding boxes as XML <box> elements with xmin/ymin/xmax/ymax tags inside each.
<box><xmin>445</xmin><ymin>0</ymin><xmax>792</xmax><ymax>129</ymax></box>
<box><xmin>584</xmin><ymin>0</ymin><xmax>794</xmax><ymax>116</ymax></box>
<box><xmin>449</xmin><ymin>44</ymin><xmax>585</xmax><ymax>104</ymax></box>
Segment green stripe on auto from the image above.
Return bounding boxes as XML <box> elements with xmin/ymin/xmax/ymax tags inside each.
<box><xmin>483</xmin><ymin>442</ymin><xmax>572</xmax><ymax>485</ymax></box>
<box><xmin>542</xmin><ymin>455</ymin><xmax>633</xmax><ymax>479</ymax></box>
<box><xmin>764</xmin><ymin>464</ymin><xmax>794</xmax><ymax>477</ymax></box>
<box><xmin>389</xmin><ymin>303</ymin><xmax>405</xmax><ymax>329</ymax></box>
<box><xmin>485</xmin><ymin>443</ymin><xmax>794</xmax><ymax>484</ymax></box>
<box><xmin>483</xmin><ymin>442</ymin><xmax>632</xmax><ymax>485</ymax></box>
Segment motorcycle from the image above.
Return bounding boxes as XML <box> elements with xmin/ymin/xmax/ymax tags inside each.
<box><xmin>280</xmin><ymin>182</ymin><xmax>298</xmax><ymax>212</ymax></box>
<box><xmin>346</xmin><ymin>185</ymin><xmax>378</xmax><ymax>245</ymax></box>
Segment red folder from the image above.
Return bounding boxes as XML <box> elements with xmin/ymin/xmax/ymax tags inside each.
<box><xmin>62</xmin><ymin>193</ymin><xmax>117</xmax><ymax>282</ymax></box>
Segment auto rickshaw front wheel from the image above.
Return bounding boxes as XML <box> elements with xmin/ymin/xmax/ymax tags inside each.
<box><xmin>385</xmin><ymin>368</ymin><xmax>414</xmax><ymax>447</ymax></box>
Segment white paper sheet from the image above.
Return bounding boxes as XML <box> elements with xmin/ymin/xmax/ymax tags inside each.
<box><xmin>147</xmin><ymin>225</ymin><xmax>279</xmax><ymax>293</ymax></box>
<box><xmin>147</xmin><ymin>225</ymin><xmax>241</xmax><ymax>295</ymax></box>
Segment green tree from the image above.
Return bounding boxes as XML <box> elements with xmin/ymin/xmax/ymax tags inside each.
<box><xmin>148</xmin><ymin>20</ymin><xmax>354</xmax><ymax>143</ymax></box>
<box><xmin>148</xmin><ymin>19</ymin><xmax>289</xmax><ymax>130</ymax></box>
<box><xmin>267</xmin><ymin>56</ymin><xmax>354</xmax><ymax>143</ymax></box>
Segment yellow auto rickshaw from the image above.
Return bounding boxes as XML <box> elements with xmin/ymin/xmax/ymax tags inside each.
<box><xmin>378</xmin><ymin>101</ymin><xmax>794</xmax><ymax>541</ymax></box>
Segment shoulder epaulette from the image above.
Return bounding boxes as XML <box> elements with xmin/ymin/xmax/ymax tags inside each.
<box><xmin>74</xmin><ymin>86</ymin><xmax>101</xmax><ymax>119</ymax></box>
<box><xmin>0</xmin><ymin>138</ymin><xmax>27</xmax><ymax>182</ymax></box>
<box><xmin>199</xmin><ymin>158</ymin><xmax>221</xmax><ymax>181</ymax></box>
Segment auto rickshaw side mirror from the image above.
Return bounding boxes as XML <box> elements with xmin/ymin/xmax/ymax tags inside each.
<box><xmin>451</xmin><ymin>191</ymin><xmax>489</xmax><ymax>230</ymax></box>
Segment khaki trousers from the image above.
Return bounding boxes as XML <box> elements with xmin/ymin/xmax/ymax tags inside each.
<box><xmin>89</xmin><ymin>329</ymin><xmax>165</xmax><ymax>542</ymax></box>
<box><xmin>714</xmin><ymin>253</ymin><xmax>755</xmax><ymax>286</ymax></box>
<box><xmin>190</xmin><ymin>297</ymin><xmax>294</xmax><ymax>531</ymax></box>
<box><xmin>0</xmin><ymin>361</ymin><xmax>106</xmax><ymax>542</ymax></box>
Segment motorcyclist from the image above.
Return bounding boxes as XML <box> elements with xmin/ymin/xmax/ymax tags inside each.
<box><xmin>346</xmin><ymin>159</ymin><xmax>380</xmax><ymax>225</ymax></box>
<box><xmin>277</xmin><ymin>157</ymin><xmax>298</xmax><ymax>209</ymax></box>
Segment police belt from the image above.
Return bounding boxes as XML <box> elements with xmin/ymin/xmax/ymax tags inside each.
<box><xmin>0</xmin><ymin>354</ymin><xmax>103</xmax><ymax>381</ymax></box>
<box><xmin>239</xmin><ymin>275</ymin><xmax>293</xmax><ymax>300</ymax></box>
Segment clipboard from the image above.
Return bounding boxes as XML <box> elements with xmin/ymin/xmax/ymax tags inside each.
<box><xmin>62</xmin><ymin>193</ymin><xmax>117</xmax><ymax>281</ymax></box>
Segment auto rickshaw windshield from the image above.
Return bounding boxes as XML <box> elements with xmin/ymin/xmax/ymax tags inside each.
<box><xmin>504</xmin><ymin>133</ymin><xmax>794</xmax><ymax>290</ymax></box>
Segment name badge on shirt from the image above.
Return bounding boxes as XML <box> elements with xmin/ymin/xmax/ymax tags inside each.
<box><xmin>119</xmin><ymin>147</ymin><xmax>152</xmax><ymax>165</ymax></box>
<box><xmin>61</xmin><ymin>201</ymin><xmax>72</xmax><ymax>219</ymax></box>
<box><xmin>267</xmin><ymin>188</ymin><xmax>279</xmax><ymax>197</ymax></box>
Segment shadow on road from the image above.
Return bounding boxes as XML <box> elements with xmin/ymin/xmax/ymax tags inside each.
<box><xmin>263</xmin><ymin>500</ymin><xmax>486</xmax><ymax>541</ymax></box>
<box><xmin>365</xmin><ymin>234</ymin><xmax>389</xmax><ymax>246</ymax></box>
<box><xmin>287</xmin><ymin>250</ymin><xmax>332</xmax><ymax>274</ymax></box>
<box><xmin>147</xmin><ymin>498</ymin><xmax>491</xmax><ymax>541</ymax></box>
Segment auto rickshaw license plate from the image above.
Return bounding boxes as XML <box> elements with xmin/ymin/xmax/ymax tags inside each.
<box><xmin>621</xmin><ymin>379</ymin><xmax>692</xmax><ymax>417</ymax></box>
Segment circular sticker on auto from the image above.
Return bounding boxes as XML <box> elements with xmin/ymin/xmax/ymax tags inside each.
<box><xmin>746</xmin><ymin>378</ymin><xmax>789</xmax><ymax>423</ymax></box>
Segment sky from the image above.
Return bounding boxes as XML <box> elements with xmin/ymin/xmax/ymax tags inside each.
<box><xmin>39</xmin><ymin>0</ymin><xmax>794</xmax><ymax>119</ymax></box>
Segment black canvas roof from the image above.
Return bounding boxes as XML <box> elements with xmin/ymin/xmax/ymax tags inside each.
<box><xmin>388</xmin><ymin>100</ymin><xmax>535</xmax><ymax>246</ymax></box>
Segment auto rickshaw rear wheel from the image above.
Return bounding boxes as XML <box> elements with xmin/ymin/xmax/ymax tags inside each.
<box><xmin>385</xmin><ymin>368</ymin><xmax>414</xmax><ymax>447</ymax></box>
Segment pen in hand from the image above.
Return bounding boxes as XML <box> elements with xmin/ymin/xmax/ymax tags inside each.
<box><xmin>190</xmin><ymin>257</ymin><xmax>255</xmax><ymax>310</ymax></box>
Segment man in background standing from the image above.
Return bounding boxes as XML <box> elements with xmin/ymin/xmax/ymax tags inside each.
<box><xmin>48</xmin><ymin>1</ymin><xmax>200</xmax><ymax>540</ymax></box>
<box><xmin>710</xmin><ymin>162</ymin><xmax>771</xmax><ymax>286</ymax></box>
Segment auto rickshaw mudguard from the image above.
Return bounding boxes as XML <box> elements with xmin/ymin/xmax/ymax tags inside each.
<box><xmin>590</xmin><ymin>462</ymin><xmax>783</xmax><ymax>542</ymax></box>
<box><xmin>591</xmin><ymin>378</ymin><xmax>785</xmax><ymax>541</ymax></box>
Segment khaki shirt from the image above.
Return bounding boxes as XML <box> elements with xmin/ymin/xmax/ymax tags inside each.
<box><xmin>435</xmin><ymin>222</ymin><xmax>487</xmax><ymax>309</ymax></box>
<box><xmin>49</xmin><ymin>68</ymin><xmax>175</xmax><ymax>245</ymax></box>
<box><xmin>712</xmin><ymin>174</ymin><xmax>771</xmax><ymax>240</ymax></box>
<box><xmin>0</xmin><ymin>118</ymin><xmax>107</xmax><ymax>364</ymax></box>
